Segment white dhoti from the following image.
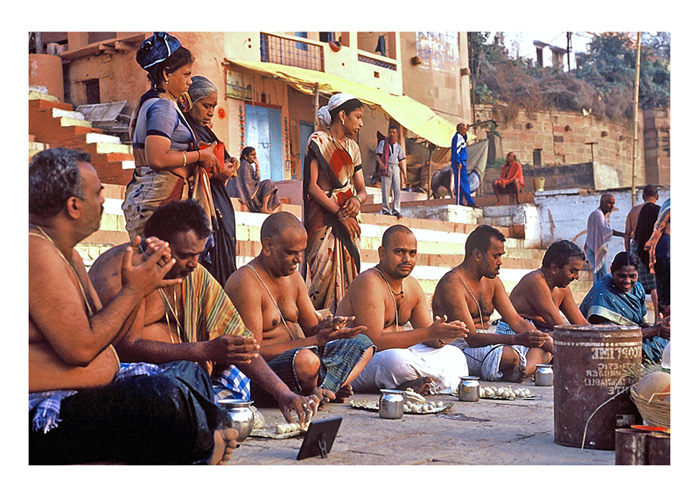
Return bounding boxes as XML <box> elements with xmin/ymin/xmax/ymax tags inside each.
<box><xmin>350</xmin><ymin>343</ymin><xmax>469</xmax><ymax>394</ymax></box>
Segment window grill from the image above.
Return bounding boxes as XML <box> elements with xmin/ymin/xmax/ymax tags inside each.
<box><xmin>260</xmin><ymin>33</ymin><xmax>324</xmax><ymax>72</ymax></box>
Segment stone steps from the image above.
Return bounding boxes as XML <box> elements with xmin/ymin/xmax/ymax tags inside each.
<box><xmin>76</xmin><ymin>176</ymin><xmax>594</xmax><ymax>306</ymax></box>
<box><xmin>28</xmin><ymin>92</ymin><xmax>134</xmax><ymax>184</ymax></box>
<box><xmin>79</xmin><ymin>207</ymin><xmax>580</xmax><ymax>301</ymax></box>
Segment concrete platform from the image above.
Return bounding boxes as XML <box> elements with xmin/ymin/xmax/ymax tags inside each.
<box><xmin>227</xmin><ymin>379</ymin><xmax>615</xmax><ymax>466</ymax></box>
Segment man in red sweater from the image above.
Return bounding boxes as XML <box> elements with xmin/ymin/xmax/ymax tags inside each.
<box><xmin>493</xmin><ymin>152</ymin><xmax>525</xmax><ymax>205</ymax></box>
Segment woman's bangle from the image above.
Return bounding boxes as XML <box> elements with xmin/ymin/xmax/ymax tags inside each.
<box><xmin>182</xmin><ymin>151</ymin><xmax>187</xmax><ymax>166</ymax></box>
<box><xmin>197</xmin><ymin>150</ymin><xmax>201</xmax><ymax>162</ymax></box>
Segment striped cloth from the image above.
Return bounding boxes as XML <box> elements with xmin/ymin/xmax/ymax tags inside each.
<box><xmin>29</xmin><ymin>362</ymin><xmax>163</xmax><ymax>434</ymax></box>
<box><xmin>181</xmin><ymin>265</ymin><xmax>253</xmax><ymax>375</ymax></box>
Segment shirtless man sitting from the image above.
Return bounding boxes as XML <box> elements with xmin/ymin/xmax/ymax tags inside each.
<box><xmin>336</xmin><ymin>225</ymin><xmax>469</xmax><ymax>395</ymax></box>
<box><xmin>29</xmin><ymin>148</ymin><xmax>235</xmax><ymax>464</ymax></box>
<box><xmin>432</xmin><ymin>225</ymin><xmax>552</xmax><ymax>383</ymax></box>
<box><xmin>224</xmin><ymin>212</ymin><xmax>375</xmax><ymax>406</ymax></box>
<box><xmin>89</xmin><ymin>200</ymin><xmax>319</xmax><ymax>426</ymax></box>
<box><xmin>509</xmin><ymin>240</ymin><xmax>589</xmax><ymax>331</ymax></box>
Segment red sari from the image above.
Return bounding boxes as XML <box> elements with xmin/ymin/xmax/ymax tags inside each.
<box><xmin>302</xmin><ymin>131</ymin><xmax>363</xmax><ymax>312</ymax></box>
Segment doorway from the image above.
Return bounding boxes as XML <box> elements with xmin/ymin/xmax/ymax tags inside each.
<box><xmin>299</xmin><ymin>121</ymin><xmax>314</xmax><ymax>179</ymax></box>
<box><xmin>244</xmin><ymin>104</ymin><xmax>283</xmax><ymax>181</ymax></box>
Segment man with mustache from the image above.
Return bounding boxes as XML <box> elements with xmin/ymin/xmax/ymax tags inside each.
<box><xmin>336</xmin><ymin>225</ymin><xmax>470</xmax><ymax>395</ymax></box>
<box><xmin>89</xmin><ymin>200</ymin><xmax>319</xmax><ymax>425</ymax></box>
<box><xmin>432</xmin><ymin>225</ymin><xmax>552</xmax><ymax>383</ymax></box>
<box><xmin>224</xmin><ymin>212</ymin><xmax>375</xmax><ymax>406</ymax></box>
<box><xmin>29</xmin><ymin>149</ymin><xmax>235</xmax><ymax>464</ymax></box>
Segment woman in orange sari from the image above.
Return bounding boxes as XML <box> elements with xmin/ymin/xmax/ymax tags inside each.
<box><xmin>303</xmin><ymin>93</ymin><xmax>368</xmax><ymax>312</ymax></box>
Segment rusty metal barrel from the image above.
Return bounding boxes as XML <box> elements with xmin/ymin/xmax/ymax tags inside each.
<box><xmin>553</xmin><ymin>324</ymin><xmax>643</xmax><ymax>450</ymax></box>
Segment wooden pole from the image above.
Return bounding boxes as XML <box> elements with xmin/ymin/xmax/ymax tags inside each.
<box><xmin>313</xmin><ymin>83</ymin><xmax>320</xmax><ymax>132</ymax></box>
<box><xmin>427</xmin><ymin>145</ymin><xmax>433</xmax><ymax>199</ymax></box>
<box><xmin>631</xmin><ymin>32</ymin><xmax>642</xmax><ymax>208</ymax></box>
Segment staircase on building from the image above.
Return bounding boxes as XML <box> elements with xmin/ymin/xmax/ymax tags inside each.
<box><xmin>28</xmin><ymin>89</ymin><xmax>134</xmax><ymax>185</ymax></box>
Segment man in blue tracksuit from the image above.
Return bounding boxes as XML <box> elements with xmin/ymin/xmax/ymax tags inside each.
<box><xmin>450</xmin><ymin>123</ymin><xmax>476</xmax><ymax>207</ymax></box>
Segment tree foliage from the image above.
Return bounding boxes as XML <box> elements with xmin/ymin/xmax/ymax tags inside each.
<box><xmin>468</xmin><ymin>32</ymin><xmax>670</xmax><ymax>123</ymax></box>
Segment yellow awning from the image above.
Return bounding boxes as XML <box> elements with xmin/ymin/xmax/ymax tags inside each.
<box><xmin>225</xmin><ymin>59</ymin><xmax>475</xmax><ymax>148</ymax></box>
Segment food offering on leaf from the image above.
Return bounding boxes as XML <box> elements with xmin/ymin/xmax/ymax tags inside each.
<box><xmin>251</xmin><ymin>420</ymin><xmax>310</xmax><ymax>439</ymax></box>
<box><xmin>350</xmin><ymin>388</ymin><xmax>453</xmax><ymax>414</ymax></box>
<box><xmin>479</xmin><ymin>386</ymin><xmax>534</xmax><ymax>400</ymax></box>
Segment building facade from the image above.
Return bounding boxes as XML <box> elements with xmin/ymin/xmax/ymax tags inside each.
<box><xmin>31</xmin><ymin>31</ymin><xmax>473</xmax><ymax>186</ymax></box>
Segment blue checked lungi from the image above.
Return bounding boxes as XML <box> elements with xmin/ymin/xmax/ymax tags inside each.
<box><xmin>211</xmin><ymin>365</ymin><xmax>251</xmax><ymax>401</ymax></box>
<box><xmin>252</xmin><ymin>334</ymin><xmax>375</xmax><ymax>406</ymax></box>
<box><xmin>29</xmin><ymin>362</ymin><xmax>162</xmax><ymax>434</ymax></box>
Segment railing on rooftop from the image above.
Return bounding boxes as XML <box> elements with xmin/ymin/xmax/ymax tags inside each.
<box><xmin>260</xmin><ymin>33</ymin><xmax>325</xmax><ymax>72</ymax></box>
<box><xmin>358</xmin><ymin>52</ymin><xmax>397</xmax><ymax>71</ymax></box>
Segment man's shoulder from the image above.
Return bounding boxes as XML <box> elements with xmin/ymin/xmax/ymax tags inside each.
<box><xmin>588</xmin><ymin>208</ymin><xmax>604</xmax><ymax>220</ymax></box>
<box><xmin>404</xmin><ymin>275</ymin><xmax>427</xmax><ymax>299</ymax></box>
<box><xmin>435</xmin><ymin>269</ymin><xmax>460</xmax><ymax>289</ymax></box>
<box><xmin>519</xmin><ymin>269</ymin><xmax>544</xmax><ymax>287</ymax></box>
<box><xmin>352</xmin><ymin>268</ymin><xmax>382</xmax><ymax>287</ymax></box>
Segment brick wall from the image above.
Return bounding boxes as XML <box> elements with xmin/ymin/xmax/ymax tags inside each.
<box><xmin>473</xmin><ymin>105</ymin><xmax>670</xmax><ymax>187</ymax></box>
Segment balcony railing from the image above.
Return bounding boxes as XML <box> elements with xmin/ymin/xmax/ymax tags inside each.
<box><xmin>358</xmin><ymin>52</ymin><xmax>397</xmax><ymax>71</ymax></box>
<box><xmin>260</xmin><ymin>33</ymin><xmax>324</xmax><ymax>72</ymax></box>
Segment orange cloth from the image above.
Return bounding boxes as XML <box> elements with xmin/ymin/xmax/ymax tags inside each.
<box><xmin>495</xmin><ymin>160</ymin><xmax>524</xmax><ymax>188</ymax></box>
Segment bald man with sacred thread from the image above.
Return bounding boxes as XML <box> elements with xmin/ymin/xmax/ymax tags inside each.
<box><xmin>336</xmin><ymin>225</ymin><xmax>470</xmax><ymax>395</ymax></box>
<box><xmin>224</xmin><ymin>211</ymin><xmax>375</xmax><ymax>406</ymax></box>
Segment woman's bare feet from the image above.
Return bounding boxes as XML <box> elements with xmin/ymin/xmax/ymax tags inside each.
<box><xmin>209</xmin><ymin>427</ymin><xmax>238</xmax><ymax>465</ymax></box>
<box><xmin>397</xmin><ymin>376</ymin><xmax>433</xmax><ymax>395</ymax></box>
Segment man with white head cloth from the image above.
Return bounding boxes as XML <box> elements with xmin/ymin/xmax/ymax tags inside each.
<box><xmin>302</xmin><ymin>93</ymin><xmax>369</xmax><ymax>313</ymax></box>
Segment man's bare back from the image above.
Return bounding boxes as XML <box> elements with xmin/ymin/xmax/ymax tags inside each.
<box><xmin>89</xmin><ymin>243</ymin><xmax>183</xmax><ymax>346</ymax></box>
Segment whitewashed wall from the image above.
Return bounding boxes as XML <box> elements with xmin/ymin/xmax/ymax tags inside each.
<box><xmin>534</xmin><ymin>187</ymin><xmax>670</xmax><ymax>254</ymax></box>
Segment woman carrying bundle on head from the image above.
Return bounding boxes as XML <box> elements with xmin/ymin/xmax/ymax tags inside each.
<box><xmin>302</xmin><ymin>93</ymin><xmax>368</xmax><ymax>312</ymax></box>
<box><xmin>122</xmin><ymin>32</ymin><xmax>219</xmax><ymax>240</ymax></box>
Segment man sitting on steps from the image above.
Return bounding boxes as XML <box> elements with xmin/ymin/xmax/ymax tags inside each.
<box><xmin>432</xmin><ymin>225</ymin><xmax>552</xmax><ymax>383</ymax></box>
<box><xmin>224</xmin><ymin>211</ymin><xmax>375</xmax><ymax>406</ymax></box>
<box><xmin>336</xmin><ymin>225</ymin><xmax>470</xmax><ymax>395</ymax></box>
<box><xmin>89</xmin><ymin>200</ymin><xmax>319</xmax><ymax>425</ymax></box>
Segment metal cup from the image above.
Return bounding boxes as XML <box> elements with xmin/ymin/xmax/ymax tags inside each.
<box><xmin>379</xmin><ymin>389</ymin><xmax>404</xmax><ymax>419</ymax></box>
<box><xmin>458</xmin><ymin>376</ymin><xmax>480</xmax><ymax>402</ymax></box>
<box><xmin>218</xmin><ymin>399</ymin><xmax>255</xmax><ymax>441</ymax></box>
<box><xmin>535</xmin><ymin>364</ymin><xmax>554</xmax><ymax>386</ymax></box>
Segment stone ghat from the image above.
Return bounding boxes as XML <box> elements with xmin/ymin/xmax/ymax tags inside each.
<box><xmin>76</xmin><ymin>184</ymin><xmax>593</xmax><ymax>309</ymax></box>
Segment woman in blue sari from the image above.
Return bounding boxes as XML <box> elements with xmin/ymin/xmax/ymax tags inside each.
<box><xmin>579</xmin><ymin>251</ymin><xmax>670</xmax><ymax>363</ymax></box>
